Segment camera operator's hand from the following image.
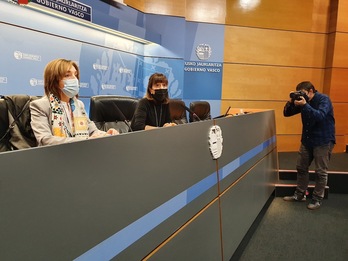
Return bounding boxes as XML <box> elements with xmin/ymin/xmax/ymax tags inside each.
<box><xmin>294</xmin><ymin>96</ymin><xmax>307</xmax><ymax>106</ymax></box>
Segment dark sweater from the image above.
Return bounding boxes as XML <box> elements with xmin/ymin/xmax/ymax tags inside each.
<box><xmin>283</xmin><ymin>92</ymin><xmax>336</xmax><ymax>148</ymax></box>
<box><xmin>131</xmin><ymin>98</ymin><xmax>171</xmax><ymax>131</ymax></box>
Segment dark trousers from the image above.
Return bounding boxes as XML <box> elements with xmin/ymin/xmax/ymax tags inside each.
<box><xmin>296</xmin><ymin>143</ymin><xmax>334</xmax><ymax>201</ymax></box>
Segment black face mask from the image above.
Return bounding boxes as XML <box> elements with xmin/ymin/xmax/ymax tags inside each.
<box><xmin>152</xmin><ymin>89</ymin><xmax>168</xmax><ymax>102</ymax></box>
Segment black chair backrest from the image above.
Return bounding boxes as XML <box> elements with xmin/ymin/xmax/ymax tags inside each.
<box><xmin>0</xmin><ymin>97</ymin><xmax>10</xmax><ymax>152</ymax></box>
<box><xmin>89</xmin><ymin>95</ymin><xmax>139</xmax><ymax>133</ymax></box>
<box><xmin>169</xmin><ymin>99</ymin><xmax>188</xmax><ymax>124</ymax></box>
<box><xmin>189</xmin><ymin>101</ymin><xmax>211</xmax><ymax>122</ymax></box>
<box><xmin>0</xmin><ymin>95</ymin><xmax>38</xmax><ymax>152</ymax></box>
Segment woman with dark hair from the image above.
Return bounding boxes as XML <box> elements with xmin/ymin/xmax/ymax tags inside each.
<box><xmin>30</xmin><ymin>58</ymin><xmax>118</xmax><ymax>146</ymax></box>
<box><xmin>131</xmin><ymin>73</ymin><xmax>176</xmax><ymax>131</ymax></box>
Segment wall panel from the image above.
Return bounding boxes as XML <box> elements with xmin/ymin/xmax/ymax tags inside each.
<box><xmin>332</xmin><ymin>32</ymin><xmax>348</xmax><ymax>67</ymax></box>
<box><xmin>220</xmin><ymin>99</ymin><xmax>346</xmax><ymax>153</ymax></box>
<box><xmin>124</xmin><ymin>0</ymin><xmax>145</xmax><ymax>12</ymax></box>
<box><xmin>334</xmin><ymin>135</ymin><xmax>345</xmax><ymax>152</ymax></box>
<box><xmin>185</xmin><ymin>0</ymin><xmax>226</xmax><ymax>24</ymax></box>
<box><xmin>276</xmin><ymin>135</ymin><xmax>302</xmax><ymax>152</ymax></box>
<box><xmin>333</xmin><ymin>103</ymin><xmax>348</xmax><ymax>135</ymax></box>
<box><xmin>220</xmin><ymin>100</ymin><xmax>301</xmax><ymax>135</ymax></box>
<box><xmin>325</xmin><ymin>32</ymin><xmax>336</xmax><ymax>68</ymax></box>
<box><xmin>222</xmin><ymin>64</ymin><xmax>324</xmax><ymax>100</ymax></box>
<box><xmin>277</xmin><ymin>134</ymin><xmax>345</xmax><ymax>153</ymax></box>
<box><xmin>336</xmin><ymin>0</ymin><xmax>348</xmax><ymax>32</ymax></box>
<box><xmin>335</xmin><ymin>136</ymin><xmax>346</xmax><ymax>152</ymax></box>
<box><xmin>326</xmin><ymin>68</ymin><xmax>348</xmax><ymax>102</ymax></box>
<box><xmin>328</xmin><ymin>0</ymin><xmax>338</xmax><ymax>33</ymax></box>
<box><xmin>224</xmin><ymin>26</ymin><xmax>327</xmax><ymax>67</ymax></box>
<box><xmin>226</xmin><ymin>0</ymin><xmax>330</xmax><ymax>33</ymax></box>
<box><xmin>325</xmin><ymin>0</ymin><xmax>348</xmax><ymax>152</ymax></box>
<box><xmin>143</xmin><ymin>0</ymin><xmax>186</xmax><ymax>17</ymax></box>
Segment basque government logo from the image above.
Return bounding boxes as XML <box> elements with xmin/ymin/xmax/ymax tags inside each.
<box><xmin>13</xmin><ymin>51</ymin><xmax>23</xmax><ymax>60</ymax></box>
<box><xmin>14</xmin><ymin>51</ymin><xmax>41</xmax><ymax>61</ymax></box>
<box><xmin>29</xmin><ymin>78</ymin><xmax>44</xmax><ymax>86</ymax></box>
<box><xmin>196</xmin><ymin>44</ymin><xmax>212</xmax><ymax>60</ymax></box>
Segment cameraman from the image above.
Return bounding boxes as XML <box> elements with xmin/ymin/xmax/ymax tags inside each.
<box><xmin>283</xmin><ymin>81</ymin><xmax>335</xmax><ymax>210</ymax></box>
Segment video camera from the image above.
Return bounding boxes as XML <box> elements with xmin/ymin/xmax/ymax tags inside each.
<box><xmin>290</xmin><ymin>90</ymin><xmax>307</xmax><ymax>101</ymax></box>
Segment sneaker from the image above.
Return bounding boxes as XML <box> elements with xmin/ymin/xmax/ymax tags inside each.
<box><xmin>283</xmin><ymin>194</ymin><xmax>306</xmax><ymax>202</ymax></box>
<box><xmin>307</xmin><ymin>199</ymin><xmax>321</xmax><ymax>210</ymax></box>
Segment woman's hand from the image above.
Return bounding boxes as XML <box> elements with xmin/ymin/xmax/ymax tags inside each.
<box><xmin>163</xmin><ymin>122</ymin><xmax>177</xmax><ymax>127</ymax></box>
<box><xmin>90</xmin><ymin>128</ymin><xmax>119</xmax><ymax>139</ymax></box>
<box><xmin>106</xmin><ymin>128</ymin><xmax>119</xmax><ymax>135</ymax></box>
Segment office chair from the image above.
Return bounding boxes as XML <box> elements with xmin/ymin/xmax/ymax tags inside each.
<box><xmin>0</xmin><ymin>96</ymin><xmax>10</xmax><ymax>152</ymax></box>
<box><xmin>0</xmin><ymin>94</ymin><xmax>38</xmax><ymax>152</ymax></box>
<box><xmin>169</xmin><ymin>99</ymin><xmax>188</xmax><ymax>124</ymax></box>
<box><xmin>89</xmin><ymin>95</ymin><xmax>139</xmax><ymax>133</ymax></box>
<box><xmin>189</xmin><ymin>101</ymin><xmax>211</xmax><ymax>122</ymax></box>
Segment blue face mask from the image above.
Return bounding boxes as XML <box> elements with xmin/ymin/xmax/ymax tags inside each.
<box><xmin>62</xmin><ymin>78</ymin><xmax>79</xmax><ymax>98</ymax></box>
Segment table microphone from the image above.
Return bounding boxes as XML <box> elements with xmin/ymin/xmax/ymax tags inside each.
<box><xmin>111</xmin><ymin>103</ymin><xmax>133</xmax><ymax>132</ymax></box>
<box><xmin>224</xmin><ymin>106</ymin><xmax>231</xmax><ymax>116</ymax></box>
<box><xmin>180</xmin><ymin>104</ymin><xmax>201</xmax><ymax>121</ymax></box>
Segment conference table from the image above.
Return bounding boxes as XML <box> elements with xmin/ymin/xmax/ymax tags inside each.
<box><xmin>0</xmin><ymin>109</ymin><xmax>278</xmax><ymax>260</ymax></box>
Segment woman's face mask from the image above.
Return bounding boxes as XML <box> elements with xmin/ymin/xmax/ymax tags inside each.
<box><xmin>152</xmin><ymin>89</ymin><xmax>168</xmax><ymax>102</ymax></box>
<box><xmin>62</xmin><ymin>78</ymin><xmax>79</xmax><ymax>98</ymax></box>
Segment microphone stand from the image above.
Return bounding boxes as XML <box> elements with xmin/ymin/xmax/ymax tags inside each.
<box><xmin>180</xmin><ymin>104</ymin><xmax>201</xmax><ymax>121</ymax></box>
<box><xmin>112</xmin><ymin>102</ymin><xmax>133</xmax><ymax>132</ymax></box>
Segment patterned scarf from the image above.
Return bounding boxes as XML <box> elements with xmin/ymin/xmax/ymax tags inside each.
<box><xmin>49</xmin><ymin>94</ymin><xmax>89</xmax><ymax>139</ymax></box>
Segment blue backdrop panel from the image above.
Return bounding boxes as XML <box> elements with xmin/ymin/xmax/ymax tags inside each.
<box><xmin>183</xmin><ymin>62</ymin><xmax>223</xmax><ymax>100</ymax></box>
<box><xmin>0</xmin><ymin>1</ymin><xmax>225</xmax><ymax>117</ymax></box>
<box><xmin>183</xmin><ymin>22</ymin><xmax>224</xmax><ymax>102</ymax></box>
<box><xmin>1</xmin><ymin>2</ymin><xmax>101</xmax><ymax>50</ymax></box>
<box><xmin>80</xmin><ymin>0</ymin><xmax>156</xmax><ymax>43</ymax></box>
<box><xmin>144</xmin><ymin>14</ymin><xmax>186</xmax><ymax>58</ymax></box>
<box><xmin>141</xmin><ymin>57</ymin><xmax>184</xmax><ymax>99</ymax></box>
<box><xmin>184</xmin><ymin>22</ymin><xmax>224</xmax><ymax>61</ymax></box>
<box><xmin>79</xmin><ymin>97</ymin><xmax>91</xmax><ymax>117</ymax></box>
<box><xmin>0</xmin><ymin>23</ymin><xmax>81</xmax><ymax>96</ymax></box>
<box><xmin>79</xmin><ymin>44</ymin><xmax>139</xmax><ymax>97</ymax></box>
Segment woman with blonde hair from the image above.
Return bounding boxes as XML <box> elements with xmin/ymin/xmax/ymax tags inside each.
<box><xmin>30</xmin><ymin>58</ymin><xmax>118</xmax><ymax>146</ymax></box>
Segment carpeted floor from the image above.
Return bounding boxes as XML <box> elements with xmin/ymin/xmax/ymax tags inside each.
<box><xmin>230</xmin><ymin>152</ymin><xmax>348</xmax><ymax>261</ymax></box>
<box><xmin>233</xmin><ymin>193</ymin><xmax>348</xmax><ymax>261</ymax></box>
